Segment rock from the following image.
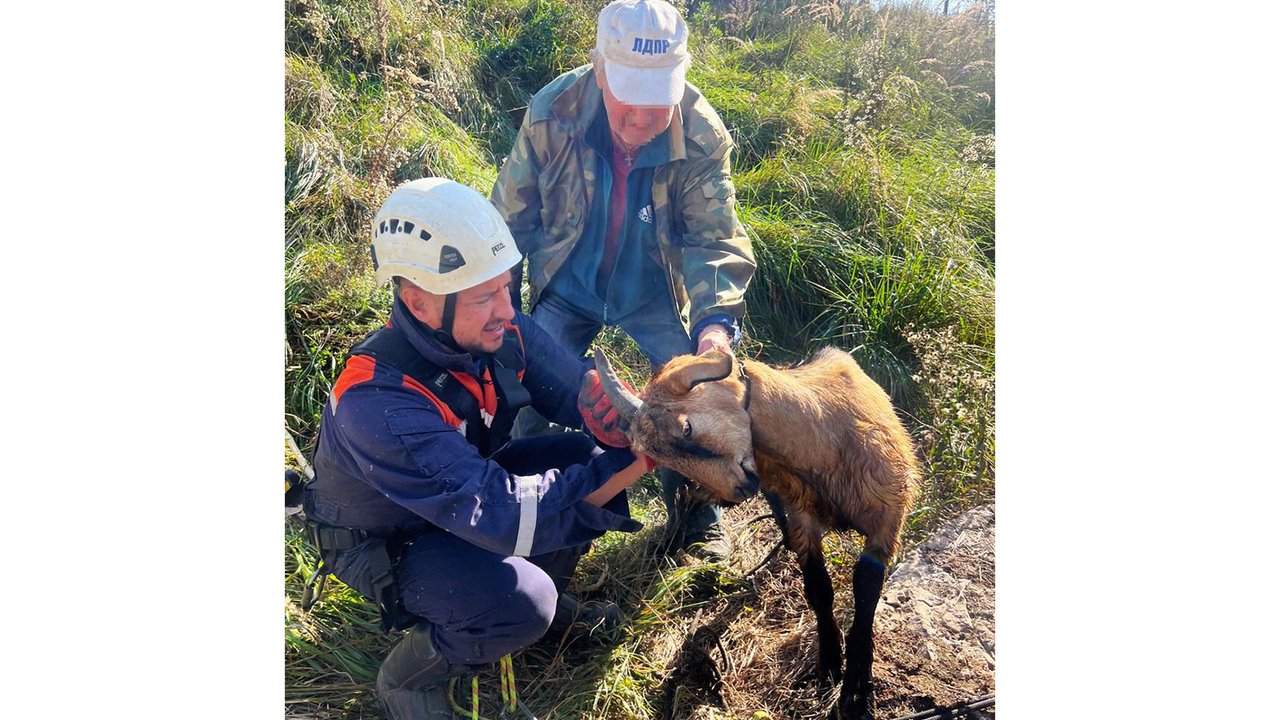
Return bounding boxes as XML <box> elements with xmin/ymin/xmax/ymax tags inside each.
<box><xmin>873</xmin><ymin>504</ymin><xmax>996</xmax><ymax>716</ymax></box>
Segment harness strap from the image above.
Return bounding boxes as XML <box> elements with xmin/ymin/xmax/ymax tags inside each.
<box><xmin>314</xmin><ymin>525</ymin><xmax>371</xmax><ymax>552</ymax></box>
<box><xmin>302</xmin><ymin>520</ymin><xmax>432</xmax><ymax>629</ymax></box>
<box><xmin>441</xmin><ymin>293</ymin><xmax>457</xmax><ymax>336</ymax></box>
<box><xmin>351</xmin><ymin>327</ymin><xmax>485</xmax><ymax>446</ymax></box>
<box><xmin>485</xmin><ymin>361</ymin><xmax>531</xmax><ymax>453</ymax></box>
<box><xmin>350</xmin><ymin>325</ymin><xmax>531</xmax><ymax>457</ymax></box>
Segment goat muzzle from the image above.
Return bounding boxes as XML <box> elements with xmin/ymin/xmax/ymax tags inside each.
<box><xmin>592</xmin><ymin>347</ymin><xmax>644</xmax><ymax>430</ymax></box>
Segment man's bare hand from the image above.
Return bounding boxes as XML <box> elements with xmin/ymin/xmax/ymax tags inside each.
<box><xmin>696</xmin><ymin>325</ymin><xmax>732</xmax><ymax>355</ymax></box>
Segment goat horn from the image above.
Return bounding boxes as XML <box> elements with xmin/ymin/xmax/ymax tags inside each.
<box><xmin>673</xmin><ymin>350</ymin><xmax>735</xmax><ymax>394</ymax></box>
<box><xmin>592</xmin><ymin>347</ymin><xmax>643</xmax><ymax>427</ymax></box>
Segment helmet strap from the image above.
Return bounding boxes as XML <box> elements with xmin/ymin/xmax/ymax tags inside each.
<box><xmin>440</xmin><ymin>293</ymin><xmax>458</xmax><ymax>336</ymax></box>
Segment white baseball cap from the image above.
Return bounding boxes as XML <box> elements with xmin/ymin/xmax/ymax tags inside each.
<box><xmin>595</xmin><ymin>0</ymin><xmax>690</xmax><ymax>106</ymax></box>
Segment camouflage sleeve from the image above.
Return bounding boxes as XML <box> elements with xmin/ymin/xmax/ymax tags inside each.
<box><xmin>492</xmin><ymin>115</ymin><xmax>545</xmax><ymax>312</ymax></box>
<box><xmin>492</xmin><ymin>114</ymin><xmax>543</xmax><ymax>252</ymax></box>
<box><xmin>677</xmin><ymin>142</ymin><xmax>756</xmax><ymax>330</ymax></box>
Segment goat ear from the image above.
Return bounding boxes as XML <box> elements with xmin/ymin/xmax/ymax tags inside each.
<box><xmin>673</xmin><ymin>350</ymin><xmax>734</xmax><ymax>394</ymax></box>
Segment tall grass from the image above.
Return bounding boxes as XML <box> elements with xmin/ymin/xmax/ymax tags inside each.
<box><xmin>285</xmin><ymin>0</ymin><xmax>995</xmax><ymax>717</ymax></box>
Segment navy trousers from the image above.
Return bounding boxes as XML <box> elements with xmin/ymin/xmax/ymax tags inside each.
<box><xmin>391</xmin><ymin>432</ymin><xmax>601</xmax><ymax>666</ymax></box>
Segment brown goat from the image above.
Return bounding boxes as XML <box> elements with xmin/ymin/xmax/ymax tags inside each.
<box><xmin>594</xmin><ymin>347</ymin><xmax>920</xmax><ymax>720</ymax></box>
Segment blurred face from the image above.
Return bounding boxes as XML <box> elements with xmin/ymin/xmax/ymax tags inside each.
<box><xmin>402</xmin><ymin>273</ymin><xmax>516</xmax><ymax>354</ymax></box>
<box><xmin>595</xmin><ymin>62</ymin><xmax>675</xmax><ymax>150</ymax></box>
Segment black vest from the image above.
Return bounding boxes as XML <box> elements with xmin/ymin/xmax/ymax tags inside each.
<box><xmin>349</xmin><ymin>325</ymin><xmax>533</xmax><ymax>457</ymax></box>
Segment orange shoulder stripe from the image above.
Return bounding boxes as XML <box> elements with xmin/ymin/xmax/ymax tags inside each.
<box><xmin>448</xmin><ymin>370</ymin><xmax>498</xmax><ymax>417</ymax></box>
<box><xmin>330</xmin><ymin>355</ymin><xmax>376</xmax><ymax>413</ymax></box>
<box><xmin>402</xmin><ymin>375</ymin><xmax>464</xmax><ymax>428</ymax></box>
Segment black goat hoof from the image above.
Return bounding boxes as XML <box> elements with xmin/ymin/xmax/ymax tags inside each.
<box><xmin>833</xmin><ymin>683</ymin><xmax>873</xmax><ymax>720</ymax></box>
<box><xmin>815</xmin><ymin>651</ymin><xmax>842</xmax><ymax>688</ymax></box>
<box><xmin>828</xmin><ymin>703</ymin><xmax>873</xmax><ymax>720</ymax></box>
<box><xmin>829</xmin><ymin>700</ymin><xmax>874</xmax><ymax>720</ymax></box>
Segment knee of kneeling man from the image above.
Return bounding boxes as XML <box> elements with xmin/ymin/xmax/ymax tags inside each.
<box><xmin>506</xmin><ymin>566</ymin><xmax>558</xmax><ymax>644</ymax></box>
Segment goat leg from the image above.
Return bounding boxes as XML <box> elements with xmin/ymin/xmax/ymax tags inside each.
<box><xmin>793</xmin><ymin>529</ymin><xmax>842</xmax><ymax>687</ymax></box>
<box><xmin>836</xmin><ymin>553</ymin><xmax>886</xmax><ymax>720</ymax></box>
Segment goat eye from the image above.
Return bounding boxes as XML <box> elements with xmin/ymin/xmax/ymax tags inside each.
<box><xmin>682</xmin><ymin>419</ymin><xmax>692</xmax><ymax>437</ymax></box>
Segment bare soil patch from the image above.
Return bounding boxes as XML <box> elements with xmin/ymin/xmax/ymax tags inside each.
<box><xmin>654</xmin><ymin>503</ymin><xmax>996</xmax><ymax>719</ymax></box>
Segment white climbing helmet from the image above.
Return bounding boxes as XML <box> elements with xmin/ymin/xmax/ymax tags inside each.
<box><xmin>370</xmin><ymin>177</ymin><xmax>522</xmax><ymax>295</ymax></box>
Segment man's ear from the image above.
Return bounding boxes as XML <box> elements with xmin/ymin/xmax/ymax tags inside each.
<box><xmin>399</xmin><ymin>283</ymin><xmax>440</xmax><ymax>327</ymax></box>
<box><xmin>590</xmin><ymin>50</ymin><xmax>604</xmax><ymax>89</ymax></box>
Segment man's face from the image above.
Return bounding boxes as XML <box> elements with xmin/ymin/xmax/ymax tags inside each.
<box><xmin>597</xmin><ymin>64</ymin><xmax>675</xmax><ymax>149</ymax></box>
<box><xmin>447</xmin><ymin>273</ymin><xmax>516</xmax><ymax>355</ymax></box>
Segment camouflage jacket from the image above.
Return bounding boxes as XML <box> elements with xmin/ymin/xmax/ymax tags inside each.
<box><xmin>492</xmin><ymin>65</ymin><xmax>755</xmax><ymax>332</ymax></box>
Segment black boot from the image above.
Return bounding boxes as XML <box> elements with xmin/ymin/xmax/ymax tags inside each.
<box><xmin>657</xmin><ymin>470</ymin><xmax>729</xmax><ymax>561</ymax></box>
<box><xmin>548</xmin><ymin>592</ymin><xmax>622</xmax><ymax>640</ymax></box>
<box><xmin>376</xmin><ymin>623</ymin><xmax>463</xmax><ymax>720</ymax></box>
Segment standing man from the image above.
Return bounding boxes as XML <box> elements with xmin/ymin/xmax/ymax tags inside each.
<box><xmin>492</xmin><ymin>0</ymin><xmax>755</xmax><ymax>559</ymax></box>
<box><xmin>304</xmin><ymin>178</ymin><xmax>653</xmax><ymax>719</ymax></box>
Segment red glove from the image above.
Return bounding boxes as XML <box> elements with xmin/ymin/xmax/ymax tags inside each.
<box><xmin>578</xmin><ymin>369</ymin><xmax>632</xmax><ymax>448</ymax></box>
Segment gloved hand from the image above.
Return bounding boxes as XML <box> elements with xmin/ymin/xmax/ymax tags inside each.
<box><xmin>578</xmin><ymin>369</ymin><xmax>632</xmax><ymax>448</ymax></box>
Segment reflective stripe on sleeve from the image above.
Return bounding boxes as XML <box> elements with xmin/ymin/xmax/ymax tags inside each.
<box><xmin>513</xmin><ymin>475</ymin><xmax>540</xmax><ymax>557</ymax></box>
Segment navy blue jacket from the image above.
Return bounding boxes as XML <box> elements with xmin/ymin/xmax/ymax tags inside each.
<box><xmin>306</xmin><ymin>298</ymin><xmax>641</xmax><ymax>558</ymax></box>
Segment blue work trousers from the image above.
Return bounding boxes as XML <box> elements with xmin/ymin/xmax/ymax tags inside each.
<box><xmin>393</xmin><ymin>432</ymin><xmax>598</xmax><ymax>666</ymax></box>
<box><xmin>514</xmin><ymin>291</ymin><xmax>722</xmax><ymax>542</ymax></box>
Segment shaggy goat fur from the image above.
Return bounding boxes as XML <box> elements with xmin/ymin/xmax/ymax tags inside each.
<box><xmin>595</xmin><ymin>347</ymin><xmax>920</xmax><ymax>720</ymax></box>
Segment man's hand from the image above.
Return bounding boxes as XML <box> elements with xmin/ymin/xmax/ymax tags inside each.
<box><xmin>696</xmin><ymin>325</ymin><xmax>732</xmax><ymax>355</ymax></box>
<box><xmin>584</xmin><ymin>452</ymin><xmax>657</xmax><ymax>507</ymax></box>
<box><xmin>578</xmin><ymin>369</ymin><xmax>631</xmax><ymax>448</ymax></box>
